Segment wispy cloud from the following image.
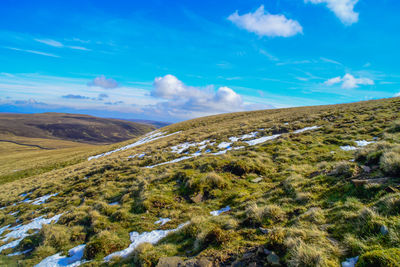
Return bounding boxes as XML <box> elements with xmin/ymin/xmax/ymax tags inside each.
<box><xmin>35</xmin><ymin>38</ymin><xmax>90</xmax><ymax>51</ymax></box>
<box><xmin>62</xmin><ymin>94</ymin><xmax>90</xmax><ymax>99</ymax></box>
<box><xmin>34</xmin><ymin>38</ymin><xmax>63</xmax><ymax>47</ymax></box>
<box><xmin>5</xmin><ymin>47</ymin><xmax>60</xmax><ymax>58</ymax></box>
<box><xmin>305</xmin><ymin>0</ymin><xmax>360</xmax><ymax>25</ymax></box>
<box><xmin>320</xmin><ymin>57</ymin><xmax>342</xmax><ymax>65</ymax></box>
<box><xmin>228</xmin><ymin>5</ymin><xmax>303</xmax><ymax>37</ymax></box>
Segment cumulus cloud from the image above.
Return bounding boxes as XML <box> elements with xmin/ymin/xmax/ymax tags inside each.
<box><xmin>62</xmin><ymin>94</ymin><xmax>90</xmax><ymax>99</ymax></box>
<box><xmin>305</xmin><ymin>0</ymin><xmax>359</xmax><ymax>25</ymax></box>
<box><xmin>395</xmin><ymin>92</ymin><xmax>400</xmax><ymax>97</ymax></box>
<box><xmin>227</xmin><ymin>5</ymin><xmax>303</xmax><ymax>37</ymax></box>
<box><xmin>324</xmin><ymin>73</ymin><xmax>374</xmax><ymax>89</ymax></box>
<box><xmin>88</xmin><ymin>75</ymin><xmax>119</xmax><ymax>89</ymax></box>
<box><xmin>150</xmin><ymin>75</ymin><xmax>250</xmax><ymax>116</ymax></box>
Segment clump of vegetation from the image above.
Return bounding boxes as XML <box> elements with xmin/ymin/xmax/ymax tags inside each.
<box><xmin>357</xmin><ymin>248</ymin><xmax>400</xmax><ymax>267</ymax></box>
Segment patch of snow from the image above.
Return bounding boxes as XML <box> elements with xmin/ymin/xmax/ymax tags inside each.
<box><xmin>34</xmin><ymin>244</ymin><xmax>86</xmax><ymax>267</ymax></box>
<box><xmin>30</xmin><ymin>193</ymin><xmax>58</xmax><ymax>205</ymax></box>
<box><xmin>293</xmin><ymin>126</ymin><xmax>321</xmax><ymax>134</ymax></box>
<box><xmin>9</xmin><ymin>211</ymin><xmax>19</xmax><ymax>216</ymax></box>
<box><xmin>240</xmin><ymin>132</ymin><xmax>258</xmax><ymax>139</ymax></box>
<box><xmin>145</xmin><ymin>156</ymin><xmax>194</xmax><ymax>168</ymax></box>
<box><xmin>341</xmin><ymin>256</ymin><xmax>359</xmax><ymax>267</ymax></box>
<box><xmin>245</xmin><ymin>134</ymin><xmax>281</xmax><ymax>146</ymax></box>
<box><xmin>8</xmin><ymin>249</ymin><xmax>32</xmax><ymax>256</ymax></box>
<box><xmin>229</xmin><ymin>137</ymin><xmax>239</xmax><ymax>142</ymax></box>
<box><xmin>20</xmin><ymin>192</ymin><xmax>32</xmax><ymax>197</ymax></box>
<box><xmin>154</xmin><ymin>218</ymin><xmax>171</xmax><ymax>226</ymax></box>
<box><xmin>108</xmin><ymin>202</ymin><xmax>119</xmax><ymax>206</ymax></box>
<box><xmin>355</xmin><ymin>140</ymin><xmax>375</xmax><ymax>147</ymax></box>
<box><xmin>0</xmin><ymin>214</ymin><xmax>63</xmax><ymax>253</ymax></box>
<box><xmin>128</xmin><ymin>153</ymin><xmax>145</xmax><ymax>159</ymax></box>
<box><xmin>104</xmin><ymin>222</ymin><xmax>189</xmax><ymax>261</ymax></box>
<box><xmin>210</xmin><ymin>206</ymin><xmax>231</xmax><ymax>216</ymax></box>
<box><xmin>340</xmin><ymin>146</ymin><xmax>357</xmax><ymax>151</ymax></box>
<box><xmin>217</xmin><ymin>142</ymin><xmax>231</xmax><ymax>149</ymax></box>
<box><xmin>88</xmin><ymin>131</ymin><xmax>181</xmax><ymax>160</ymax></box>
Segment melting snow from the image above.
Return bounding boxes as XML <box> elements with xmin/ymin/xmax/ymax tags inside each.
<box><xmin>128</xmin><ymin>153</ymin><xmax>146</xmax><ymax>159</ymax></box>
<box><xmin>245</xmin><ymin>134</ymin><xmax>281</xmax><ymax>146</ymax></box>
<box><xmin>355</xmin><ymin>140</ymin><xmax>375</xmax><ymax>147</ymax></box>
<box><xmin>8</xmin><ymin>249</ymin><xmax>32</xmax><ymax>256</ymax></box>
<box><xmin>34</xmin><ymin>244</ymin><xmax>86</xmax><ymax>267</ymax></box>
<box><xmin>210</xmin><ymin>206</ymin><xmax>231</xmax><ymax>216</ymax></box>
<box><xmin>293</xmin><ymin>126</ymin><xmax>321</xmax><ymax>134</ymax></box>
<box><xmin>104</xmin><ymin>222</ymin><xmax>189</xmax><ymax>261</ymax></box>
<box><xmin>154</xmin><ymin>218</ymin><xmax>171</xmax><ymax>226</ymax></box>
<box><xmin>341</xmin><ymin>256</ymin><xmax>359</xmax><ymax>267</ymax></box>
<box><xmin>341</xmin><ymin>140</ymin><xmax>375</xmax><ymax>151</ymax></box>
<box><xmin>88</xmin><ymin>131</ymin><xmax>181</xmax><ymax>160</ymax></box>
<box><xmin>145</xmin><ymin>156</ymin><xmax>194</xmax><ymax>168</ymax></box>
<box><xmin>0</xmin><ymin>214</ymin><xmax>63</xmax><ymax>253</ymax></box>
<box><xmin>217</xmin><ymin>142</ymin><xmax>231</xmax><ymax>149</ymax></box>
<box><xmin>340</xmin><ymin>146</ymin><xmax>358</xmax><ymax>151</ymax></box>
<box><xmin>30</xmin><ymin>193</ymin><xmax>58</xmax><ymax>205</ymax></box>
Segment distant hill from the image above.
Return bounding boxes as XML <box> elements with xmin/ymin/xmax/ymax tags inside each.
<box><xmin>124</xmin><ymin>118</ymin><xmax>172</xmax><ymax>128</ymax></box>
<box><xmin>0</xmin><ymin>112</ymin><xmax>155</xmax><ymax>144</ymax></box>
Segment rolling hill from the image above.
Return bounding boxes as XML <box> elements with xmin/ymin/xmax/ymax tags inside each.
<box><xmin>0</xmin><ymin>112</ymin><xmax>155</xmax><ymax>144</ymax></box>
<box><xmin>1</xmin><ymin>98</ymin><xmax>400</xmax><ymax>266</ymax></box>
<box><xmin>0</xmin><ymin>113</ymin><xmax>155</xmax><ymax>185</ymax></box>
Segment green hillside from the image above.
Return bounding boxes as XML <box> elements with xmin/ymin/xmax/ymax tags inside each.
<box><xmin>1</xmin><ymin>98</ymin><xmax>400</xmax><ymax>266</ymax></box>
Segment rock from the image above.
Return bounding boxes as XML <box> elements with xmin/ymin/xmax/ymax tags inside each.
<box><xmin>182</xmin><ymin>258</ymin><xmax>213</xmax><ymax>267</ymax></box>
<box><xmin>259</xmin><ymin>227</ymin><xmax>270</xmax><ymax>234</ymax></box>
<box><xmin>157</xmin><ymin>256</ymin><xmax>184</xmax><ymax>267</ymax></box>
<box><xmin>190</xmin><ymin>193</ymin><xmax>204</xmax><ymax>203</ymax></box>
<box><xmin>267</xmin><ymin>252</ymin><xmax>280</xmax><ymax>266</ymax></box>
<box><xmin>241</xmin><ymin>252</ymin><xmax>254</xmax><ymax>260</ymax></box>
<box><xmin>256</xmin><ymin>246</ymin><xmax>270</xmax><ymax>256</ymax></box>
<box><xmin>231</xmin><ymin>261</ymin><xmax>245</xmax><ymax>267</ymax></box>
<box><xmin>251</xmin><ymin>177</ymin><xmax>263</xmax><ymax>183</ymax></box>
<box><xmin>361</xmin><ymin>165</ymin><xmax>371</xmax><ymax>173</ymax></box>
<box><xmin>248</xmin><ymin>262</ymin><xmax>257</xmax><ymax>267</ymax></box>
<box><xmin>380</xmin><ymin>225</ymin><xmax>389</xmax><ymax>235</ymax></box>
<box><xmin>264</xmin><ymin>248</ymin><xmax>271</xmax><ymax>255</ymax></box>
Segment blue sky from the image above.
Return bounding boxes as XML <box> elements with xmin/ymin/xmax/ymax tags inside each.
<box><xmin>0</xmin><ymin>0</ymin><xmax>399</xmax><ymax>122</ymax></box>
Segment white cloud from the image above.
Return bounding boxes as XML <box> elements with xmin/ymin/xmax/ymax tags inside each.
<box><xmin>88</xmin><ymin>75</ymin><xmax>119</xmax><ymax>89</ymax></box>
<box><xmin>228</xmin><ymin>5</ymin><xmax>303</xmax><ymax>37</ymax></box>
<box><xmin>35</xmin><ymin>39</ymin><xmax>63</xmax><ymax>47</ymax></box>
<box><xmin>395</xmin><ymin>92</ymin><xmax>400</xmax><ymax>97</ymax></box>
<box><xmin>149</xmin><ymin>75</ymin><xmax>251</xmax><ymax>117</ymax></box>
<box><xmin>305</xmin><ymin>0</ymin><xmax>359</xmax><ymax>25</ymax></box>
<box><xmin>324</xmin><ymin>73</ymin><xmax>374</xmax><ymax>89</ymax></box>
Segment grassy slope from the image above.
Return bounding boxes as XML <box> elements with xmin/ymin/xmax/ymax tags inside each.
<box><xmin>0</xmin><ymin>113</ymin><xmax>155</xmax><ymax>184</ymax></box>
<box><xmin>0</xmin><ymin>98</ymin><xmax>400</xmax><ymax>266</ymax></box>
<box><xmin>0</xmin><ymin>112</ymin><xmax>155</xmax><ymax>144</ymax></box>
